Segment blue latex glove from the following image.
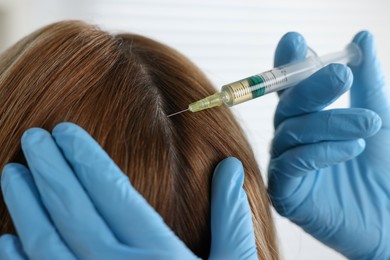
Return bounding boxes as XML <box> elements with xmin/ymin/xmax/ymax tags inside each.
<box><xmin>268</xmin><ymin>31</ymin><xmax>390</xmax><ymax>259</ymax></box>
<box><xmin>0</xmin><ymin>122</ymin><xmax>257</xmax><ymax>260</ymax></box>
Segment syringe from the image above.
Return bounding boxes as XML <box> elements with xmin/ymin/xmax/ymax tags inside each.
<box><xmin>167</xmin><ymin>42</ymin><xmax>362</xmax><ymax>117</ymax></box>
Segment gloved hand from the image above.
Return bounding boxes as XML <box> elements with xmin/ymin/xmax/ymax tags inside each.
<box><xmin>268</xmin><ymin>31</ymin><xmax>390</xmax><ymax>259</ymax></box>
<box><xmin>0</xmin><ymin>122</ymin><xmax>257</xmax><ymax>260</ymax></box>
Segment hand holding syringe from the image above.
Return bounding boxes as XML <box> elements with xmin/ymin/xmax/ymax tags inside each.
<box><xmin>168</xmin><ymin>42</ymin><xmax>362</xmax><ymax>117</ymax></box>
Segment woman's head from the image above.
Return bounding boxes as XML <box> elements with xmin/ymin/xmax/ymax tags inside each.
<box><xmin>0</xmin><ymin>21</ymin><xmax>277</xmax><ymax>259</ymax></box>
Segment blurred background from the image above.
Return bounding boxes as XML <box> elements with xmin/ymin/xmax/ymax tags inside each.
<box><xmin>0</xmin><ymin>0</ymin><xmax>389</xmax><ymax>259</ymax></box>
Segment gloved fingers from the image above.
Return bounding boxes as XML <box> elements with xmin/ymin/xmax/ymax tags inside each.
<box><xmin>52</xmin><ymin>122</ymin><xmax>195</xmax><ymax>256</ymax></box>
<box><xmin>273</xmin><ymin>32</ymin><xmax>307</xmax><ymax>97</ymax></box>
<box><xmin>274</xmin><ymin>32</ymin><xmax>307</xmax><ymax>67</ymax></box>
<box><xmin>268</xmin><ymin>139</ymin><xmax>365</xmax><ymax>199</ymax></box>
<box><xmin>272</xmin><ymin>108</ymin><xmax>382</xmax><ymax>157</ymax></box>
<box><xmin>1</xmin><ymin>164</ymin><xmax>75</xmax><ymax>259</ymax></box>
<box><xmin>0</xmin><ymin>234</ymin><xmax>27</xmax><ymax>260</ymax></box>
<box><xmin>209</xmin><ymin>157</ymin><xmax>257</xmax><ymax>260</ymax></box>
<box><xmin>21</xmin><ymin>128</ymin><xmax>128</xmax><ymax>259</ymax></box>
<box><xmin>350</xmin><ymin>31</ymin><xmax>390</xmax><ymax>127</ymax></box>
<box><xmin>274</xmin><ymin>64</ymin><xmax>353</xmax><ymax>127</ymax></box>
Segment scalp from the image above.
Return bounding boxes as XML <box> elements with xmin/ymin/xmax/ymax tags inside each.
<box><xmin>0</xmin><ymin>21</ymin><xmax>278</xmax><ymax>259</ymax></box>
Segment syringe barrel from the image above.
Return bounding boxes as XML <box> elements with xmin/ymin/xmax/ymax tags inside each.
<box><xmin>221</xmin><ymin>42</ymin><xmax>361</xmax><ymax>107</ymax></box>
<box><xmin>221</xmin><ymin>57</ymin><xmax>321</xmax><ymax>107</ymax></box>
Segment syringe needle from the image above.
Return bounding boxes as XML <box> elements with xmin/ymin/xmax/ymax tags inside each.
<box><xmin>167</xmin><ymin>108</ymin><xmax>189</xmax><ymax>118</ymax></box>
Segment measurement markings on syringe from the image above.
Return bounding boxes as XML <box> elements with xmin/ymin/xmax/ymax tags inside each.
<box><xmin>234</xmin><ymin>81</ymin><xmax>251</xmax><ymax>98</ymax></box>
<box><xmin>262</xmin><ymin>69</ymin><xmax>288</xmax><ymax>94</ymax></box>
<box><xmin>247</xmin><ymin>75</ymin><xmax>266</xmax><ymax>98</ymax></box>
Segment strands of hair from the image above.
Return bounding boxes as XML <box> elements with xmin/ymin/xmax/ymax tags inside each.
<box><xmin>0</xmin><ymin>21</ymin><xmax>278</xmax><ymax>259</ymax></box>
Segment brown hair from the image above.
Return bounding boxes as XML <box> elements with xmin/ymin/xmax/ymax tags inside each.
<box><xmin>0</xmin><ymin>21</ymin><xmax>278</xmax><ymax>259</ymax></box>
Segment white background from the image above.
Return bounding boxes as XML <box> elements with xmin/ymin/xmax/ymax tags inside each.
<box><xmin>1</xmin><ymin>0</ymin><xmax>389</xmax><ymax>259</ymax></box>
